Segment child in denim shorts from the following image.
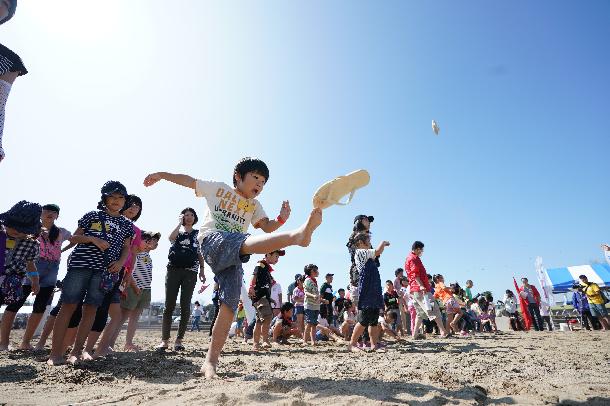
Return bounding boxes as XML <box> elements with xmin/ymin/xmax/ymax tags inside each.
<box><xmin>47</xmin><ymin>181</ymin><xmax>134</xmax><ymax>366</ymax></box>
<box><xmin>144</xmin><ymin>157</ymin><xmax>323</xmax><ymax>379</ymax></box>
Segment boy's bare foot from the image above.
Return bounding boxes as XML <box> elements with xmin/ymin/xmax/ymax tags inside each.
<box><xmin>348</xmin><ymin>344</ymin><xmax>363</xmax><ymax>352</ymax></box>
<box><xmin>124</xmin><ymin>344</ymin><xmax>141</xmax><ymax>352</ymax></box>
<box><xmin>93</xmin><ymin>346</ymin><xmax>112</xmax><ymax>358</ymax></box>
<box><xmin>47</xmin><ymin>356</ymin><xmax>65</xmax><ymax>366</ymax></box>
<box><xmin>261</xmin><ymin>341</ymin><xmax>272</xmax><ymax>348</ymax></box>
<box><xmin>67</xmin><ymin>354</ymin><xmax>79</xmax><ymax>365</ymax></box>
<box><xmin>81</xmin><ymin>351</ymin><xmax>94</xmax><ymax>361</ymax></box>
<box><xmin>201</xmin><ymin>361</ymin><xmax>219</xmax><ymax>380</ymax></box>
<box><xmin>252</xmin><ymin>343</ymin><xmax>262</xmax><ymax>351</ymax></box>
<box><xmin>18</xmin><ymin>343</ymin><xmax>34</xmax><ymax>351</ymax></box>
<box><xmin>295</xmin><ymin>209</ymin><xmax>323</xmax><ymax>247</ymax></box>
<box><xmin>34</xmin><ymin>344</ymin><xmax>45</xmax><ymax>351</ymax></box>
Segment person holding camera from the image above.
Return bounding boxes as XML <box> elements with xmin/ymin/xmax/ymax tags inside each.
<box><xmin>157</xmin><ymin>208</ymin><xmax>206</xmax><ymax>351</ymax></box>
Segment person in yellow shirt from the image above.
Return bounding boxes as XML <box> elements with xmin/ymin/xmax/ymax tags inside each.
<box><xmin>579</xmin><ymin>275</ymin><xmax>610</xmax><ymax>330</ymax></box>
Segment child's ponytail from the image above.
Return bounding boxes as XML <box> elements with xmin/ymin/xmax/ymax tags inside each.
<box><xmin>49</xmin><ymin>224</ymin><xmax>59</xmax><ymax>244</ymax></box>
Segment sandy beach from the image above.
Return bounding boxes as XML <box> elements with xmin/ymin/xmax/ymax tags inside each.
<box><xmin>1</xmin><ymin>326</ymin><xmax>609</xmax><ymax>405</ymax></box>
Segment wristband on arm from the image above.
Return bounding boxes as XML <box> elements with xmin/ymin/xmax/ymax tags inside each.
<box><xmin>276</xmin><ymin>215</ymin><xmax>286</xmax><ymax>225</ymax></box>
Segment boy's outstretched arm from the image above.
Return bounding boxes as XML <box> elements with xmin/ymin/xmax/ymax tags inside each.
<box><xmin>255</xmin><ymin>201</ymin><xmax>291</xmax><ymax>233</ymax></box>
<box><xmin>143</xmin><ymin>172</ymin><xmax>196</xmax><ymax>189</ymax></box>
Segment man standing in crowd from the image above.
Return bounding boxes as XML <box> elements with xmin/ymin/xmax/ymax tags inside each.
<box><xmin>405</xmin><ymin>241</ymin><xmax>448</xmax><ymax>338</ymax></box>
<box><xmin>519</xmin><ymin>278</ymin><xmax>543</xmax><ymax>331</ymax></box>
<box><xmin>579</xmin><ymin>275</ymin><xmax>610</xmax><ymax>330</ymax></box>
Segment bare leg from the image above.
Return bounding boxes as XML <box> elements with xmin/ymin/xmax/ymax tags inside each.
<box><xmin>412</xmin><ymin>315</ymin><xmax>423</xmax><ymax>338</ymax></box>
<box><xmin>125</xmin><ymin>308</ymin><xmax>143</xmax><ymax>350</ymax></box>
<box><xmin>0</xmin><ymin>310</ymin><xmax>17</xmax><ymax>350</ymax></box>
<box><xmin>35</xmin><ymin>315</ymin><xmax>56</xmax><ymax>350</ymax></box>
<box><xmin>0</xmin><ymin>72</ymin><xmax>19</xmax><ymax>162</ymax></box>
<box><xmin>48</xmin><ymin>303</ymin><xmax>79</xmax><ymax>365</ymax></box>
<box><xmin>240</xmin><ymin>209</ymin><xmax>322</xmax><ymax>255</ymax></box>
<box><xmin>202</xmin><ymin>303</ymin><xmax>235</xmax><ymax>379</ymax></box>
<box><xmin>62</xmin><ymin>327</ymin><xmax>77</xmax><ymax>353</ymax></box>
<box><xmin>19</xmin><ymin>312</ymin><xmax>45</xmax><ymax>350</ymax></box>
<box><xmin>297</xmin><ymin>314</ymin><xmax>304</xmax><ymax>335</ymax></box>
<box><xmin>67</xmin><ymin>304</ymin><xmax>98</xmax><ymax>364</ymax></box>
<box><xmin>94</xmin><ymin>303</ymin><xmax>122</xmax><ymax>358</ymax></box>
<box><xmin>348</xmin><ymin>323</ymin><xmax>366</xmax><ymax>352</ymax></box>
<box><xmin>84</xmin><ymin>331</ymin><xmax>101</xmax><ymax>354</ymax></box>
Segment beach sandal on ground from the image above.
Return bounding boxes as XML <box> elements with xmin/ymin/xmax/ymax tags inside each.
<box><xmin>312</xmin><ymin>169</ymin><xmax>370</xmax><ymax>210</ymax></box>
<box><xmin>412</xmin><ymin>334</ymin><xmax>426</xmax><ymax>340</ymax></box>
<box><xmin>174</xmin><ymin>343</ymin><xmax>185</xmax><ymax>351</ymax></box>
<box><xmin>155</xmin><ymin>344</ymin><xmax>168</xmax><ymax>353</ymax></box>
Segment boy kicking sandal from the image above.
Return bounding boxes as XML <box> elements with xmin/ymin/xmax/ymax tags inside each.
<box><xmin>312</xmin><ymin>169</ymin><xmax>370</xmax><ymax>210</ymax></box>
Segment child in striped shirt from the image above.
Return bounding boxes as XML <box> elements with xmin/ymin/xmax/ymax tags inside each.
<box><xmin>119</xmin><ymin>230</ymin><xmax>161</xmax><ymax>351</ymax></box>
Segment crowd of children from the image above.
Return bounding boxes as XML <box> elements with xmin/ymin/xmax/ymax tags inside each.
<box><xmin>2</xmin><ymin>155</ymin><xmax>608</xmax><ymax>382</ymax></box>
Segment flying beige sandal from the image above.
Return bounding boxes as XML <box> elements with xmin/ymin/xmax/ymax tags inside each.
<box><xmin>312</xmin><ymin>169</ymin><xmax>370</xmax><ymax>210</ymax></box>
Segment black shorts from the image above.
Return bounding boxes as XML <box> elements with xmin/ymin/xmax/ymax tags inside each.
<box><xmin>5</xmin><ymin>285</ymin><xmax>54</xmax><ymax>313</ymax></box>
<box><xmin>357</xmin><ymin>308</ymin><xmax>380</xmax><ymax>327</ymax></box>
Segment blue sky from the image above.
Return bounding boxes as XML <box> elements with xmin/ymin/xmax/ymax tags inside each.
<box><xmin>1</xmin><ymin>1</ymin><xmax>609</xmax><ymax>305</ymax></box>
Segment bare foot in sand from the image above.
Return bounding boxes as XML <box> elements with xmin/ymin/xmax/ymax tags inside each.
<box><xmin>93</xmin><ymin>346</ymin><xmax>112</xmax><ymax>359</ymax></box>
<box><xmin>348</xmin><ymin>344</ymin><xmax>363</xmax><ymax>353</ymax></box>
<box><xmin>124</xmin><ymin>344</ymin><xmax>141</xmax><ymax>352</ymax></box>
<box><xmin>201</xmin><ymin>361</ymin><xmax>219</xmax><ymax>380</ymax></box>
<box><xmin>294</xmin><ymin>209</ymin><xmax>323</xmax><ymax>247</ymax></box>
<box><xmin>34</xmin><ymin>344</ymin><xmax>45</xmax><ymax>351</ymax></box>
<box><xmin>18</xmin><ymin>343</ymin><xmax>34</xmax><ymax>351</ymax></box>
<box><xmin>47</xmin><ymin>356</ymin><xmax>65</xmax><ymax>366</ymax></box>
<box><xmin>81</xmin><ymin>350</ymin><xmax>94</xmax><ymax>361</ymax></box>
<box><xmin>67</xmin><ymin>354</ymin><xmax>79</xmax><ymax>365</ymax></box>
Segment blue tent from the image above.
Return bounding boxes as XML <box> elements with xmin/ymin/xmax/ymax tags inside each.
<box><xmin>545</xmin><ymin>263</ymin><xmax>610</xmax><ymax>293</ymax></box>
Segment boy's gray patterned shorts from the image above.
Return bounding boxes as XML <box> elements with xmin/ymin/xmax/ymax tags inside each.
<box><xmin>200</xmin><ymin>231</ymin><xmax>251</xmax><ymax>311</ymax></box>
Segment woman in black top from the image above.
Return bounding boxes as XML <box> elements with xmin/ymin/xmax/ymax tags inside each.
<box><xmin>157</xmin><ymin>207</ymin><xmax>206</xmax><ymax>351</ymax></box>
<box><xmin>1</xmin><ymin>0</ymin><xmax>27</xmax><ymax>162</ymax></box>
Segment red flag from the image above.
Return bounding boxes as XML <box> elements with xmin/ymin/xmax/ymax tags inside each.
<box><xmin>514</xmin><ymin>277</ymin><xmax>532</xmax><ymax>330</ymax></box>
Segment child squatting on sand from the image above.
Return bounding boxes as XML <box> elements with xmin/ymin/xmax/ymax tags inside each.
<box><xmin>143</xmin><ymin>157</ymin><xmax>323</xmax><ymax>379</ymax></box>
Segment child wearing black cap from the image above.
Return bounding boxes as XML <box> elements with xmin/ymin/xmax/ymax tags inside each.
<box><xmin>348</xmin><ymin>232</ymin><xmax>390</xmax><ymax>353</ymax></box>
<box><xmin>48</xmin><ymin>181</ymin><xmax>134</xmax><ymax>366</ymax></box>
<box><xmin>0</xmin><ymin>200</ymin><xmax>42</xmax><ymax>351</ymax></box>
<box><xmin>248</xmin><ymin>249</ymin><xmax>284</xmax><ymax>351</ymax></box>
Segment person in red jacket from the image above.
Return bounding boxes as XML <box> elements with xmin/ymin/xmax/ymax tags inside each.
<box><xmin>404</xmin><ymin>241</ymin><xmax>448</xmax><ymax>338</ymax></box>
<box><xmin>518</xmin><ymin>278</ymin><xmax>543</xmax><ymax>331</ymax></box>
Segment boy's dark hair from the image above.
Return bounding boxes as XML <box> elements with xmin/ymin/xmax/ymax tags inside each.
<box><xmin>298</xmin><ymin>275</ymin><xmax>306</xmax><ymax>283</ymax></box>
<box><xmin>194</xmin><ymin>301</ymin><xmax>200</xmax><ymax>306</ymax></box>
<box><xmin>466</xmin><ymin>279</ymin><xmax>473</xmax><ymax>284</ymax></box>
<box><xmin>181</xmin><ymin>207</ymin><xmax>199</xmax><ymax>226</ymax></box>
<box><xmin>142</xmin><ymin>230</ymin><xmax>161</xmax><ymax>241</ymax></box>
<box><xmin>505</xmin><ymin>289</ymin><xmax>513</xmax><ymax>295</ymax></box>
<box><xmin>385</xmin><ymin>280</ymin><xmax>393</xmax><ymax>285</ymax></box>
<box><xmin>281</xmin><ymin>302</ymin><xmax>294</xmax><ymax>313</ymax></box>
<box><xmin>304</xmin><ymin>264</ymin><xmax>318</xmax><ymax>276</ymax></box>
<box><xmin>432</xmin><ymin>274</ymin><xmax>443</xmax><ymax>283</ymax></box>
<box><xmin>344</xmin><ymin>299</ymin><xmax>353</xmax><ymax>308</ymax></box>
<box><xmin>572</xmin><ymin>283</ymin><xmax>582</xmax><ymax>290</ymax></box>
<box><xmin>351</xmin><ymin>232</ymin><xmax>370</xmax><ymax>246</ymax></box>
<box><xmin>338</xmin><ymin>288</ymin><xmax>345</xmax><ymax>293</ymax></box>
<box><xmin>412</xmin><ymin>241</ymin><xmax>424</xmax><ymax>251</ymax></box>
<box><xmin>233</xmin><ymin>157</ymin><xmax>269</xmax><ymax>187</ymax></box>
<box><xmin>578</xmin><ymin>275</ymin><xmax>588</xmax><ymax>281</ymax></box>
<box><xmin>395</xmin><ymin>268</ymin><xmax>404</xmax><ymax>276</ymax></box>
<box><xmin>120</xmin><ymin>194</ymin><xmax>143</xmax><ymax>222</ymax></box>
<box><xmin>401</xmin><ymin>276</ymin><xmax>409</xmax><ymax>283</ymax></box>
<box><xmin>387</xmin><ymin>312</ymin><xmax>397</xmax><ymax>321</ymax></box>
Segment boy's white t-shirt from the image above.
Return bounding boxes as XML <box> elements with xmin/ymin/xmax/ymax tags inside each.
<box><xmin>194</xmin><ymin>180</ymin><xmax>268</xmax><ymax>238</ymax></box>
<box><xmin>270</xmin><ymin>282</ymin><xmax>282</xmax><ymax>308</ymax></box>
<box><xmin>354</xmin><ymin>249</ymin><xmax>377</xmax><ymax>274</ymax></box>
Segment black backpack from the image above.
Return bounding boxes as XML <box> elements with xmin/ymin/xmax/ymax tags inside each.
<box><xmin>168</xmin><ymin>231</ymin><xmax>198</xmax><ymax>268</ymax></box>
